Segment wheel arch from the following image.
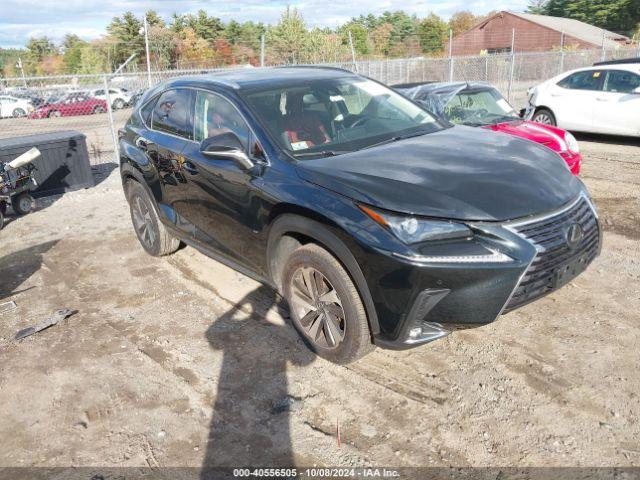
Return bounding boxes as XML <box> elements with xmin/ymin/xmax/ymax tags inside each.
<box><xmin>266</xmin><ymin>208</ymin><xmax>380</xmax><ymax>336</ymax></box>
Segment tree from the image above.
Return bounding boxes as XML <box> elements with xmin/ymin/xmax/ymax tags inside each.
<box><xmin>527</xmin><ymin>0</ymin><xmax>548</xmax><ymax>14</ymax></box>
<box><xmin>172</xmin><ymin>10</ymin><xmax>224</xmax><ymax>41</ymax></box>
<box><xmin>449</xmin><ymin>11</ymin><xmax>478</xmax><ymax>36</ymax></box>
<box><xmin>418</xmin><ymin>13</ymin><xmax>448</xmax><ymax>54</ymax></box>
<box><xmin>106</xmin><ymin>11</ymin><xmax>145</xmax><ymax>66</ymax></box>
<box><xmin>339</xmin><ymin>21</ymin><xmax>372</xmax><ymax>56</ymax></box>
<box><xmin>61</xmin><ymin>34</ymin><xmax>86</xmax><ymax>73</ymax></box>
<box><xmin>267</xmin><ymin>7</ymin><xmax>308</xmax><ymax>64</ymax></box>
<box><xmin>371</xmin><ymin>23</ymin><xmax>393</xmax><ymax>56</ymax></box>
<box><xmin>379</xmin><ymin>10</ymin><xmax>418</xmax><ymax>43</ymax></box>
<box><xmin>532</xmin><ymin>0</ymin><xmax>640</xmax><ymax>35</ymax></box>
<box><xmin>175</xmin><ymin>27</ymin><xmax>215</xmax><ymax>68</ymax></box>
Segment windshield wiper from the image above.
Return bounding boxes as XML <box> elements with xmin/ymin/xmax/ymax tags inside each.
<box><xmin>292</xmin><ymin>150</ymin><xmax>350</xmax><ymax>158</ymax></box>
<box><xmin>361</xmin><ymin>131</ymin><xmax>429</xmax><ymax>151</ymax></box>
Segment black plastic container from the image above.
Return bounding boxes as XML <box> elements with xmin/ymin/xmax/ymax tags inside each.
<box><xmin>0</xmin><ymin>131</ymin><xmax>94</xmax><ymax>197</ymax></box>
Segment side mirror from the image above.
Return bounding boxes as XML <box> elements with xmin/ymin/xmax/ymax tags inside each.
<box><xmin>200</xmin><ymin>132</ymin><xmax>254</xmax><ymax>170</ymax></box>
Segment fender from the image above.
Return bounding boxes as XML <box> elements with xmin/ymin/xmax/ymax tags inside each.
<box><xmin>266</xmin><ymin>214</ymin><xmax>380</xmax><ymax>335</ymax></box>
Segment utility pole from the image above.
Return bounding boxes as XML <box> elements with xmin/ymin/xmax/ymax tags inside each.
<box><xmin>260</xmin><ymin>34</ymin><xmax>265</xmax><ymax>67</ymax></box>
<box><xmin>559</xmin><ymin>31</ymin><xmax>565</xmax><ymax>74</ymax></box>
<box><xmin>348</xmin><ymin>31</ymin><xmax>358</xmax><ymax>73</ymax></box>
<box><xmin>507</xmin><ymin>29</ymin><xmax>516</xmax><ymax>103</ymax></box>
<box><xmin>448</xmin><ymin>29</ymin><xmax>454</xmax><ymax>82</ymax></box>
<box><xmin>16</xmin><ymin>57</ymin><xmax>27</xmax><ymax>88</ymax></box>
<box><xmin>143</xmin><ymin>15</ymin><xmax>152</xmax><ymax>88</ymax></box>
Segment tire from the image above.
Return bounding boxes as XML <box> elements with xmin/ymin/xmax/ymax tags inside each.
<box><xmin>93</xmin><ymin>105</ymin><xmax>106</xmax><ymax>114</ymax></box>
<box><xmin>12</xmin><ymin>108</ymin><xmax>26</xmax><ymax>118</ymax></box>
<box><xmin>113</xmin><ymin>99</ymin><xmax>124</xmax><ymax>110</ymax></box>
<box><xmin>0</xmin><ymin>201</ymin><xmax>6</xmax><ymax>215</ymax></box>
<box><xmin>11</xmin><ymin>193</ymin><xmax>34</xmax><ymax>215</ymax></box>
<box><xmin>532</xmin><ymin>108</ymin><xmax>556</xmax><ymax>126</ymax></box>
<box><xmin>125</xmin><ymin>180</ymin><xmax>180</xmax><ymax>257</ymax></box>
<box><xmin>282</xmin><ymin>243</ymin><xmax>373</xmax><ymax>364</ymax></box>
<box><xmin>48</xmin><ymin>110</ymin><xmax>61</xmax><ymax>118</ymax></box>
<box><xmin>0</xmin><ymin>210</ymin><xmax>4</xmax><ymax>230</ymax></box>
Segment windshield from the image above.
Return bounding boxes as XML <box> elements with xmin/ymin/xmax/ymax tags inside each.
<box><xmin>443</xmin><ymin>88</ymin><xmax>519</xmax><ymax>126</ymax></box>
<box><xmin>243</xmin><ymin>78</ymin><xmax>443</xmax><ymax>159</ymax></box>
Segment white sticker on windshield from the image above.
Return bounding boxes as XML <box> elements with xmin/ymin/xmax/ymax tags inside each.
<box><xmin>496</xmin><ymin>98</ymin><xmax>513</xmax><ymax>113</ymax></box>
<box><xmin>291</xmin><ymin>141</ymin><xmax>310</xmax><ymax>150</ymax></box>
<box><xmin>329</xmin><ymin>95</ymin><xmax>345</xmax><ymax>102</ymax></box>
<box><xmin>354</xmin><ymin>80</ymin><xmax>389</xmax><ymax>96</ymax></box>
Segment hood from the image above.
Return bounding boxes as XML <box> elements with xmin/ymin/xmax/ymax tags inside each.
<box><xmin>483</xmin><ymin>120</ymin><xmax>569</xmax><ymax>153</ymax></box>
<box><xmin>295</xmin><ymin>125</ymin><xmax>581</xmax><ymax>222</ymax></box>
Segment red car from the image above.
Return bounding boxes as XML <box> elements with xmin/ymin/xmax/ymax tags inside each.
<box><xmin>29</xmin><ymin>92</ymin><xmax>108</xmax><ymax>119</ymax></box>
<box><xmin>395</xmin><ymin>82</ymin><xmax>582</xmax><ymax>175</ymax></box>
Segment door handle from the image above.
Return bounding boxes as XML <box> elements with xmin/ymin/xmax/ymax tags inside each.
<box><xmin>183</xmin><ymin>161</ymin><xmax>199</xmax><ymax>175</ymax></box>
<box><xmin>596</xmin><ymin>97</ymin><xmax>609</xmax><ymax>102</ymax></box>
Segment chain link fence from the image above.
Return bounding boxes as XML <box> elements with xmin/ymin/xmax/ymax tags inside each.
<box><xmin>1</xmin><ymin>45</ymin><xmax>637</xmax><ymax>166</ymax></box>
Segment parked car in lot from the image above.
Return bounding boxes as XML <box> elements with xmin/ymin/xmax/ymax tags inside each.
<box><xmin>0</xmin><ymin>95</ymin><xmax>34</xmax><ymax>118</ymax></box>
<box><xmin>119</xmin><ymin>67</ymin><xmax>601</xmax><ymax>363</ymax></box>
<box><xmin>89</xmin><ymin>87</ymin><xmax>133</xmax><ymax>110</ymax></box>
<box><xmin>29</xmin><ymin>92</ymin><xmax>107</xmax><ymax>118</ymax></box>
<box><xmin>526</xmin><ymin>60</ymin><xmax>640</xmax><ymax>137</ymax></box>
<box><xmin>395</xmin><ymin>81</ymin><xmax>583</xmax><ymax>175</ymax></box>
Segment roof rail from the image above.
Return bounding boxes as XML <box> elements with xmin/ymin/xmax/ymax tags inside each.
<box><xmin>593</xmin><ymin>57</ymin><xmax>640</xmax><ymax>66</ymax></box>
<box><xmin>273</xmin><ymin>65</ymin><xmax>357</xmax><ymax>74</ymax></box>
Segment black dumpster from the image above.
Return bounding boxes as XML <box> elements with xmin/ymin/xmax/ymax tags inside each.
<box><xmin>0</xmin><ymin>131</ymin><xmax>94</xmax><ymax>197</ymax></box>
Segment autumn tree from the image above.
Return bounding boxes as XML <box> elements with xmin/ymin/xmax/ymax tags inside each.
<box><xmin>449</xmin><ymin>11</ymin><xmax>478</xmax><ymax>36</ymax></box>
<box><xmin>418</xmin><ymin>13</ymin><xmax>448</xmax><ymax>54</ymax></box>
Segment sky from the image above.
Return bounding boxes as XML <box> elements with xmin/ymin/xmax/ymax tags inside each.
<box><xmin>0</xmin><ymin>0</ymin><xmax>531</xmax><ymax>48</ymax></box>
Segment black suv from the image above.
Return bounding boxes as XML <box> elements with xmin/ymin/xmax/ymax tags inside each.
<box><xmin>119</xmin><ymin>67</ymin><xmax>601</xmax><ymax>364</ymax></box>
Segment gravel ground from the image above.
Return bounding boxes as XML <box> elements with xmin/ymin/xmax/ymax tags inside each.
<box><xmin>0</xmin><ymin>135</ymin><xmax>639</xmax><ymax>469</ymax></box>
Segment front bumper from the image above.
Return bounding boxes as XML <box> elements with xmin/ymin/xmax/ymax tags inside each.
<box><xmin>366</xmin><ymin>193</ymin><xmax>601</xmax><ymax>350</ymax></box>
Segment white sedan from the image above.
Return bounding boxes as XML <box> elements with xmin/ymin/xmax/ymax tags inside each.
<box><xmin>0</xmin><ymin>95</ymin><xmax>33</xmax><ymax>118</ymax></box>
<box><xmin>89</xmin><ymin>87</ymin><xmax>133</xmax><ymax>110</ymax></box>
<box><xmin>527</xmin><ymin>62</ymin><xmax>640</xmax><ymax>137</ymax></box>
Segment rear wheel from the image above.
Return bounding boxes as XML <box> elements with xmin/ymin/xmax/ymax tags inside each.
<box><xmin>11</xmin><ymin>193</ymin><xmax>34</xmax><ymax>215</ymax></box>
<box><xmin>282</xmin><ymin>243</ymin><xmax>373</xmax><ymax>364</ymax></box>
<box><xmin>126</xmin><ymin>180</ymin><xmax>180</xmax><ymax>257</ymax></box>
<box><xmin>0</xmin><ymin>210</ymin><xmax>4</xmax><ymax>230</ymax></box>
<box><xmin>93</xmin><ymin>105</ymin><xmax>106</xmax><ymax>114</ymax></box>
<box><xmin>12</xmin><ymin>108</ymin><xmax>26</xmax><ymax>118</ymax></box>
<box><xmin>0</xmin><ymin>201</ymin><xmax>7</xmax><ymax>215</ymax></box>
<box><xmin>533</xmin><ymin>108</ymin><xmax>556</xmax><ymax>126</ymax></box>
<box><xmin>48</xmin><ymin>110</ymin><xmax>61</xmax><ymax>118</ymax></box>
<box><xmin>113</xmin><ymin>99</ymin><xmax>124</xmax><ymax>110</ymax></box>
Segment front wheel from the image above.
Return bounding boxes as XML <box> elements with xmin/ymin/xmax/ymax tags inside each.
<box><xmin>12</xmin><ymin>108</ymin><xmax>26</xmax><ymax>118</ymax></box>
<box><xmin>282</xmin><ymin>243</ymin><xmax>373</xmax><ymax>364</ymax></box>
<box><xmin>93</xmin><ymin>105</ymin><xmax>106</xmax><ymax>114</ymax></box>
<box><xmin>113</xmin><ymin>99</ymin><xmax>124</xmax><ymax>110</ymax></box>
<box><xmin>125</xmin><ymin>180</ymin><xmax>180</xmax><ymax>257</ymax></box>
<box><xmin>11</xmin><ymin>193</ymin><xmax>34</xmax><ymax>215</ymax></box>
<box><xmin>532</xmin><ymin>108</ymin><xmax>556</xmax><ymax>126</ymax></box>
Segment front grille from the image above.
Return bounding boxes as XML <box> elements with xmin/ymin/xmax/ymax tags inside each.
<box><xmin>504</xmin><ymin>196</ymin><xmax>600</xmax><ymax>312</ymax></box>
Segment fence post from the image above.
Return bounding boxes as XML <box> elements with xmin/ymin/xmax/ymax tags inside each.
<box><xmin>559</xmin><ymin>31</ymin><xmax>565</xmax><ymax>74</ymax></box>
<box><xmin>507</xmin><ymin>29</ymin><xmax>516</xmax><ymax>103</ymax></box>
<box><xmin>260</xmin><ymin>34</ymin><xmax>265</xmax><ymax>67</ymax></box>
<box><xmin>348</xmin><ymin>31</ymin><xmax>358</xmax><ymax>73</ymax></box>
<box><xmin>601</xmin><ymin>30</ymin><xmax>606</xmax><ymax>62</ymax></box>
<box><xmin>448</xmin><ymin>29</ymin><xmax>454</xmax><ymax>82</ymax></box>
<box><xmin>102</xmin><ymin>75</ymin><xmax>120</xmax><ymax>163</ymax></box>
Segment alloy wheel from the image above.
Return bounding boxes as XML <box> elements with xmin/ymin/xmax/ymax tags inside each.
<box><xmin>131</xmin><ymin>195</ymin><xmax>156</xmax><ymax>249</ymax></box>
<box><xmin>290</xmin><ymin>267</ymin><xmax>346</xmax><ymax>349</ymax></box>
<box><xmin>18</xmin><ymin>196</ymin><xmax>32</xmax><ymax>213</ymax></box>
<box><xmin>534</xmin><ymin>113</ymin><xmax>553</xmax><ymax>125</ymax></box>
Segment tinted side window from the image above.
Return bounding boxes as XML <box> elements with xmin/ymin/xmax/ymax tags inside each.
<box><xmin>151</xmin><ymin>89</ymin><xmax>194</xmax><ymax>139</ymax></box>
<box><xmin>603</xmin><ymin>70</ymin><xmax>640</xmax><ymax>93</ymax></box>
<box><xmin>557</xmin><ymin>71</ymin><xmax>603</xmax><ymax>91</ymax></box>
<box><xmin>194</xmin><ymin>91</ymin><xmax>249</xmax><ymax>148</ymax></box>
<box><xmin>139</xmin><ymin>96</ymin><xmax>156</xmax><ymax>127</ymax></box>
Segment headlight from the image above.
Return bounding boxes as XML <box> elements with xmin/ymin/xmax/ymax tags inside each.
<box><xmin>359</xmin><ymin>204</ymin><xmax>472</xmax><ymax>244</ymax></box>
<box><xmin>565</xmin><ymin>132</ymin><xmax>580</xmax><ymax>153</ymax></box>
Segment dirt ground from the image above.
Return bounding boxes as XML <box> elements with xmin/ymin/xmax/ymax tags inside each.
<box><xmin>0</xmin><ymin>134</ymin><xmax>639</xmax><ymax>470</ymax></box>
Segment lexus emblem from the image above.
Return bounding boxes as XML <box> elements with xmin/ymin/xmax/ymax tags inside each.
<box><xmin>566</xmin><ymin>223</ymin><xmax>584</xmax><ymax>249</ymax></box>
